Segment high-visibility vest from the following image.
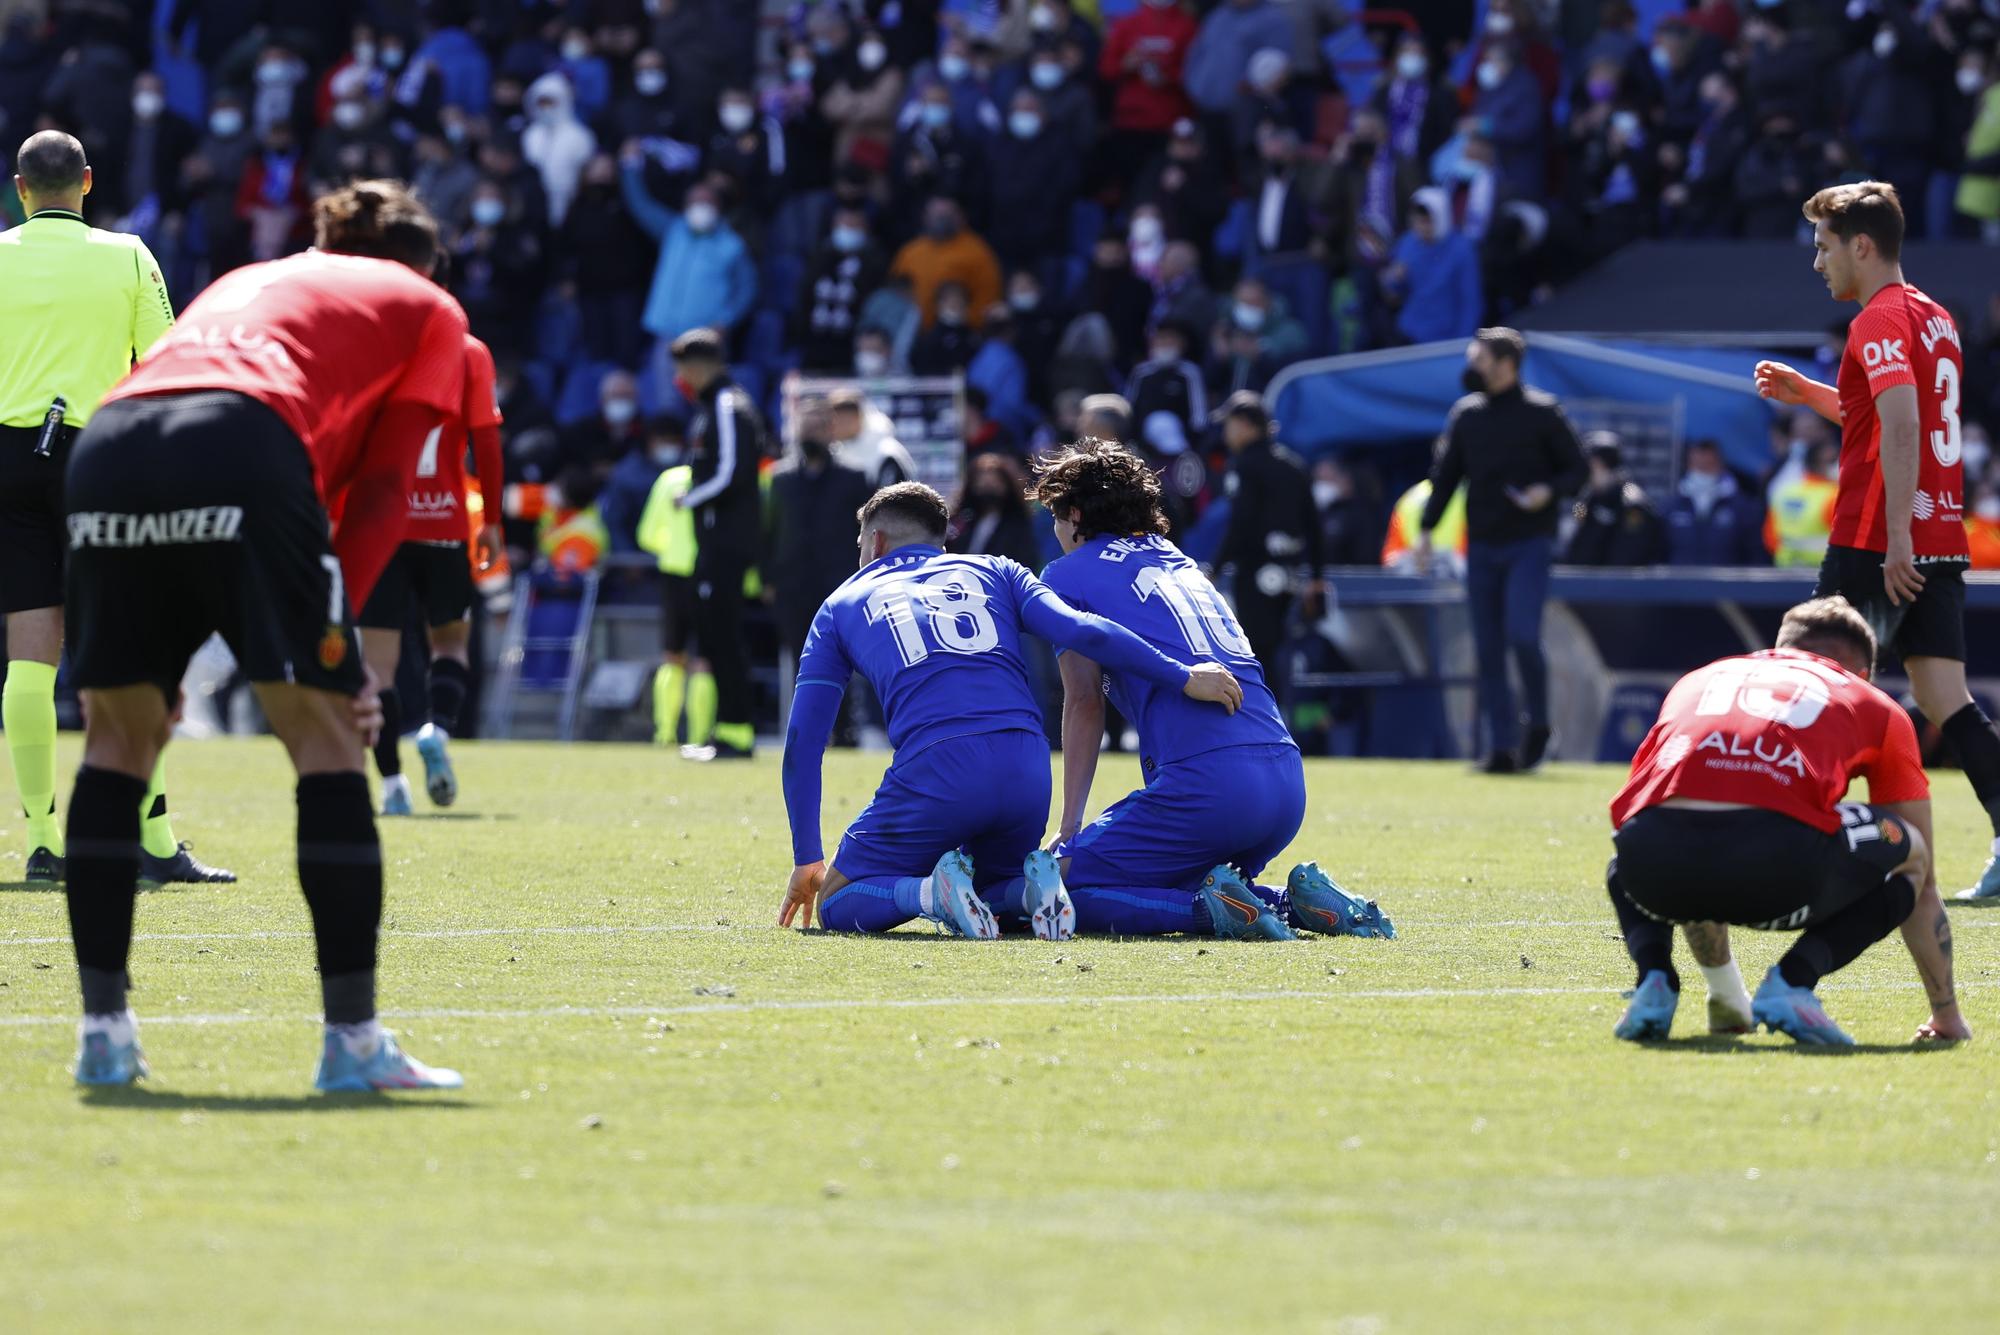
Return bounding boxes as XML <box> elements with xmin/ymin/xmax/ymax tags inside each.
<box><xmin>539</xmin><ymin>505</ymin><xmax>607</xmax><ymax>575</ymax></box>
<box><xmin>1967</xmin><ymin>517</ymin><xmax>2000</xmax><ymax>569</ymax></box>
<box><xmin>636</xmin><ymin>465</ymin><xmax>698</xmax><ymax>576</ymax></box>
<box><xmin>1766</xmin><ymin>472</ymin><xmax>1838</xmax><ymax>568</ymax></box>
<box><xmin>1382</xmin><ymin>480</ymin><xmax>1467</xmax><ymax>562</ymax></box>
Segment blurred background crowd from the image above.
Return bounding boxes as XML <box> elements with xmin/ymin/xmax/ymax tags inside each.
<box><xmin>16</xmin><ymin>0</ymin><xmax>2000</xmax><ymax>586</ymax></box>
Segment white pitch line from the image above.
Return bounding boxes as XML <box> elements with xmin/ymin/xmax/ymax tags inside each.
<box><xmin>0</xmin><ymin>979</ymin><xmax>1965</xmax><ymax>1030</ymax></box>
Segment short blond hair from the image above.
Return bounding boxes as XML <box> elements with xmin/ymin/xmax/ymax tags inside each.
<box><xmin>1776</xmin><ymin>596</ymin><xmax>1878</xmax><ymax>672</ymax></box>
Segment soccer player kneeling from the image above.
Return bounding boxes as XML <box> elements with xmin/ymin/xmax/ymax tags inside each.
<box><xmin>778</xmin><ymin>483</ymin><xmax>1242</xmax><ymax>938</ymax></box>
<box><xmin>1032</xmin><ymin>438</ymin><xmax>1393</xmax><ymax>940</ymax></box>
<box><xmin>61</xmin><ymin>181</ymin><xmax>466</xmax><ymax>1091</ymax></box>
<box><xmin>1605</xmin><ymin>597</ymin><xmax>1966</xmax><ymax>1046</ymax></box>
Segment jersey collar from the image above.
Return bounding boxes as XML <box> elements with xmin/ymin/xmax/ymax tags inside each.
<box><xmin>864</xmin><ymin>542</ymin><xmax>942</xmax><ymax>574</ymax></box>
<box><xmin>24</xmin><ymin>208</ymin><xmax>85</xmax><ymax>225</ymax></box>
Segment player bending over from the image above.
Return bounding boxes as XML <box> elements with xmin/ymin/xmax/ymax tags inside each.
<box><xmin>1606</xmin><ymin>597</ymin><xmax>1966</xmax><ymax>1046</ymax></box>
<box><xmin>61</xmin><ymin>180</ymin><xmax>467</xmax><ymax>1091</ymax></box>
<box><xmin>1754</xmin><ymin>182</ymin><xmax>2000</xmax><ymax>901</ymax></box>
<box><xmin>359</xmin><ymin>327</ymin><xmax>505</xmax><ymax>815</ymax></box>
<box><xmin>1032</xmin><ymin>438</ymin><xmax>1393</xmax><ymax>940</ymax></box>
<box><xmin>778</xmin><ymin>482</ymin><xmax>1242</xmax><ymax>938</ymax></box>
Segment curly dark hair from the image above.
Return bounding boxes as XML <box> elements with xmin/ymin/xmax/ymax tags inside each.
<box><xmin>1030</xmin><ymin>436</ymin><xmax>1169</xmax><ymax>540</ymax></box>
<box><xmin>313</xmin><ymin>178</ymin><xmax>439</xmax><ymax>273</ymax></box>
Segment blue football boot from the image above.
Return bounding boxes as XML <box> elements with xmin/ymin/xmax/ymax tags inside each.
<box><xmin>1021</xmin><ymin>850</ymin><xmax>1075</xmax><ymax>941</ymax></box>
<box><xmin>1199</xmin><ymin>865</ymin><xmax>1296</xmax><ymax>940</ymax></box>
<box><xmin>1286</xmin><ymin>862</ymin><xmax>1396</xmax><ymax>939</ymax></box>
<box><xmin>74</xmin><ymin>1027</ymin><xmax>148</xmax><ymax>1086</ymax></box>
<box><xmin>1750</xmin><ymin>966</ymin><xmax>1853</xmax><ymax>1047</ymax></box>
<box><xmin>415</xmin><ymin>723</ymin><xmax>458</xmax><ymax>808</ymax></box>
<box><xmin>1612</xmin><ymin>969</ymin><xmax>1679</xmax><ymax>1042</ymax></box>
<box><xmin>925</xmin><ymin>851</ymin><xmax>999</xmax><ymax>940</ymax></box>
<box><xmin>314</xmin><ymin>1031</ymin><xmax>464</xmax><ymax>1092</ymax></box>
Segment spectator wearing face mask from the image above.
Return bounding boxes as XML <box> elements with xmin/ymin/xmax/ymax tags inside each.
<box><xmin>553</xmin><ymin>27</ymin><xmax>610</xmax><ymax>122</ymax></box>
<box><xmin>1462</xmin><ymin>0</ymin><xmax>1562</xmax><ymax>110</ymax></box>
<box><xmin>454</xmin><ymin>178</ymin><xmax>548</xmax><ymax>357</ymax></box>
<box><xmin>1313</xmin><ymin>458</ymin><xmax>1381</xmax><ymax>566</ymax></box>
<box><xmin>911</xmin><ymin>280</ymin><xmax>980</xmax><ymax>375</ymax></box>
<box><xmin>889</xmin><ymin>196</ymin><xmax>1001</xmax><ymax>329</ymax></box>
<box><xmin>1100</xmin><ymin>0</ymin><xmax>1200</xmax><ymax>176</ymax></box>
<box><xmin>562</xmin><ymin>154</ymin><xmax>652</xmax><ymax>370</ymax></box>
<box><xmin>948</xmin><ymin>452</ymin><xmax>1043</xmax><ymax>570</ymax></box>
<box><xmin>120</xmin><ymin>71</ymin><xmax>200</xmax><ymax>229</ymax></box>
<box><xmin>893</xmin><ymin>81</ymin><xmax>988</xmax><ymax>246</ymax></box>
<box><xmin>707</xmin><ymin>85</ymin><xmax>787</xmax><ymax>216</ymax></box>
<box><xmin>821</xmin><ymin>27</ymin><xmax>905</xmax><ymax>169</ymax></box>
<box><xmin>561</xmin><ymin>370</ymin><xmax>649</xmax><ymax>474</ymax></box>
<box><xmin>1469</xmin><ymin>40</ymin><xmax>1546</xmax><ymax>201</ymax></box>
<box><xmin>987</xmin><ymin>88</ymin><xmax>1080</xmax><ymax>273</ymax></box>
<box><xmin>234</xmin><ymin>120</ymin><xmax>310</xmax><ymax>261</ymax></box>
<box><xmin>620</xmin><ymin>141</ymin><xmax>758</xmax><ymax>373</ymax></box>
<box><xmin>1129</xmin><ymin>117</ymin><xmax>1229</xmax><ymax>248</ymax></box>
<box><xmin>774</xmin><ymin>42</ymin><xmax>839</xmax><ymax>195</ymax></box>
<box><xmin>766</xmin><ymin>400</ymin><xmax>874</xmax><ymax>701</ymax></box>
<box><xmin>1006</xmin><ymin>268</ymin><xmax>1067</xmax><ymax>405</ymax></box>
<box><xmin>1839</xmin><ymin>12</ymin><xmax>1942</xmax><ymax>233</ymax></box>
<box><xmin>828</xmin><ymin>389</ymin><xmax>917</xmax><ymax>489</ymax></box>
<box><xmin>797</xmin><ymin>205</ymin><xmax>889</xmax><ymax>373</ymax></box>
<box><xmin>1022</xmin><ymin>33</ymin><xmax>1099</xmax><ymax>153</ymax></box>
<box><xmin>1325</xmin><ymin>108</ymin><xmax>1420</xmax><ymax>276</ymax></box>
<box><xmin>851</xmin><ymin>325</ymin><xmax>905</xmax><ymax>381</ymax></box>
<box><xmin>1372</xmin><ymin>35</ymin><xmax>1458</xmax><ymax>168</ymax></box>
<box><xmin>1127</xmin><ymin>319</ymin><xmax>1208</xmax><ymax>451</ymax></box>
<box><xmin>601</xmin><ymin>414</ymin><xmax>687</xmax><ymax>554</ymax></box>
<box><xmin>183</xmin><ymin>91</ymin><xmax>257</xmax><ymax>272</ymax></box>
<box><xmin>522</xmin><ymin>72</ymin><xmax>597</xmax><ymax>226</ymax></box>
<box><xmin>1666</xmin><ymin>70</ymin><xmax>1751</xmax><ymax>238</ymax></box>
<box><xmin>1383</xmin><ymin>188</ymin><xmax>1481</xmax><ymax>346</ymax></box>
<box><xmin>611</xmin><ymin>49</ymin><xmax>692</xmax><ymax>152</ymax></box>
<box><xmin>1577</xmin><ymin>100</ymin><xmax>1659</xmax><ymax>258</ymax></box>
<box><xmin>409</xmin><ymin>129</ymin><xmax>478</xmax><ymax>230</ymax></box>
<box><xmin>311</xmin><ymin>68</ymin><xmax>391</xmax><ymax>188</ymax></box>
<box><xmin>1564</xmin><ymin>434</ymin><xmax>1666</xmax><ymax>566</ymax></box>
<box><xmin>1667</xmin><ymin>439</ymin><xmax>1768</xmax><ymax>567</ymax></box>
<box><xmin>383</xmin><ymin>31</ymin><xmax>448</xmax><ymax>140</ymax></box>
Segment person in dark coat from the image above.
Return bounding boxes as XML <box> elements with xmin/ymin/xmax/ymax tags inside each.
<box><xmin>1564</xmin><ymin>434</ymin><xmax>1667</xmax><ymax>566</ymax></box>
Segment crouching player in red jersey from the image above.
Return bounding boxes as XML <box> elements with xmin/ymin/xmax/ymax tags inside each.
<box><xmin>61</xmin><ymin>181</ymin><xmax>469</xmax><ymax>1091</ymax></box>
<box><xmin>1754</xmin><ymin>183</ymin><xmax>2000</xmax><ymax>900</ymax></box>
<box><xmin>357</xmin><ymin>327</ymin><xmax>505</xmax><ymax>817</ymax></box>
<box><xmin>1606</xmin><ymin>598</ymin><xmax>1967</xmax><ymax>1047</ymax></box>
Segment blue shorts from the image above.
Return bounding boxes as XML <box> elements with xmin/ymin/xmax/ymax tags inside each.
<box><xmin>1059</xmin><ymin>743</ymin><xmax>1306</xmax><ymax>889</ymax></box>
<box><xmin>832</xmin><ymin>729</ymin><xmax>1052</xmax><ymax>888</ymax></box>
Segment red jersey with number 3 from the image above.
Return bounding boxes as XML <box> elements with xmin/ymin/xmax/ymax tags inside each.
<box><xmin>1832</xmin><ymin>282</ymin><xmax>1967</xmax><ymax>558</ymax></box>
<box><xmin>1610</xmin><ymin>648</ymin><xmax>1928</xmax><ymax>833</ymax></box>
<box><xmin>405</xmin><ymin>334</ymin><xmax>502</xmax><ymax>542</ymax></box>
<box><xmin>105</xmin><ymin>250</ymin><xmax>468</xmax><ymax>505</ymax></box>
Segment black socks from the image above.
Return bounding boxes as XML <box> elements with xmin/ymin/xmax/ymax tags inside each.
<box><xmin>374</xmin><ymin>688</ymin><xmax>402</xmax><ymax>778</ymax></box>
<box><xmin>1778</xmin><ymin>875</ymin><xmax>1917</xmax><ymax>990</ymax></box>
<box><xmin>1942</xmin><ymin>704</ymin><xmax>2000</xmax><ymax>836</ymax></box>
<box><xmin>65</xmin><ymin>766</ymin><xmax>147</xmax><ymax>1014</ymax></box>
<box><xmin>296</xmin><ymin>772</ymin><xmax>383</xmax><ymax>1024</ymax></box>
<box><xmin>429</xmin><ymin>657</ymin><xmax>470</xmax><ymax>735</ymax></box>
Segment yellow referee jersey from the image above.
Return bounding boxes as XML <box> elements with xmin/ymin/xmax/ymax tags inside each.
<box><xmin>0</xmin><ymin>209</ymin><xmax>174</xmax><ymax>428</ymax></box>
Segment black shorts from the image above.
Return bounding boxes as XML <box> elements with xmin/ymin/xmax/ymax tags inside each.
<box><xmin>1611</xmin><ymin>803</ymin><xmax>1910</xmax><ymax>931</ymax></box>
<box><xmin>0</xmin><ymin>422</ymin><xmax>70</xmax><ymax>613</ymax></box>
<box><xmin>65</xmin><ymin>391</ymin><xmax>366</xmax><ymax>703</ymax></box>
<box><xmin>357</xmin><ymin>540</ymin><xmax>475</xmax><ymax>631</ymax></box>
<box><xmin>1814</xmin><ymin>544</ymin><xmax>1967</xmax><ymax>664</ymax></box>
<box><xmin>661</xmin><ymin>572</ymin><xmax>696</xmax><ymax>655</ymax></box>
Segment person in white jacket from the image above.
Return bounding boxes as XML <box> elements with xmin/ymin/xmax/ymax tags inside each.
<box><xmin>827</xmin><ymin>388</ymin><xmax>918</xmax><ymax>490</ymax></box>
<box><xmin>522</xmin><ymin>71</ymin><xmax>596</xmax><ymax>226</ymax></box>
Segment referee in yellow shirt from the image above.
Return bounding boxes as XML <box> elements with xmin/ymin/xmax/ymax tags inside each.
<box><xmin>0</xmin><ymin>131</ymin><xmax>231</xmax><ymax>885</ymax></box>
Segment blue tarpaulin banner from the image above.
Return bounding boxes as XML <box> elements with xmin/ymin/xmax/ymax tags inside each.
<box><xmin>1267</xmin><ymin>336</ymin><xmax>1781</xmax><ymax>477</ymax></box>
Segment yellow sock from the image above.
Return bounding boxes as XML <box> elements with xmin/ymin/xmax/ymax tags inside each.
<box><xmin>3</xmin><ymin>660</ymin><xmax>61</xmax><ymax>856</ymax></box>
<box><xmin>712</xmin><ymin>721</ymin><xmax>754</xmax><ymax>752</ymax></box>
<box><xmin>685</xmin><ymin>672</ymin><xmax>717</xmax><ymax>747</ymax></box>
<box><xmin>140</xmin><ymin>754</ymin><xmax>177</xmax><ymax>859</ymax></box>
<box><xmin>653</xmin><ymin>663</ymin><xmax>687</xmax><ymax>746</ymax></box>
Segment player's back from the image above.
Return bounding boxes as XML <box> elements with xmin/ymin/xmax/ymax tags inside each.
<box><xmin>109</xmin><ymin>250</ymin><xmax>467</xmax><ymax>496</ymax></box>
<box><xmin>802</xmin><ymin>544</ymin><xmax>1046</xmax><ymax>758</ymax></box>
<box><xmin>1612</xmin><ymin>648</ymin><xmax>1913</xmax><ymax>832</ymax></box>
<box><xmin>1833</xmin><ymin>282</ymin><xmax>1967</xmax><ymax>556</ymax></box>
<box><xmin>1042</xmin><ymin>534</ymin><xmax>1292</xmax><ymax>766</ymax></box>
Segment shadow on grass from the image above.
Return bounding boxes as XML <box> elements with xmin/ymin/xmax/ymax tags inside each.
<box><xmin>81</xmin><ymin>1086</ymin><xmax>476</xmax><ymax>1113</ymax></box>
<box><xmin>1651</xmin><ymin>1036</ymin><xmax>1959</xmax><ymax>1056</ymax></box>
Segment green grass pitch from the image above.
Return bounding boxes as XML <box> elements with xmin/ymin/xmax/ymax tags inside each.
<box><xmin>3</xmin><ymin>740</ymin><xmax>1998</xmax><ymax>1332</ymax></box>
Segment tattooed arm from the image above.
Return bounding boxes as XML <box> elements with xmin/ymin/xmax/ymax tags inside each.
<box><xmin>1878</xmin><ymin>799</ymin><xmax>1970</xmax><ymax>1041</ymax></box>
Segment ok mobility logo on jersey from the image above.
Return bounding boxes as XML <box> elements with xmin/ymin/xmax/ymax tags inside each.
<box><xmin>68</xmin><ymin>507</ymin><xmax>245</xmax><ymax>549</ymax></box>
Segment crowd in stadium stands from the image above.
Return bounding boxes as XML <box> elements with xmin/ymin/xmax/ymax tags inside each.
<box><xmin>14</xmin><ymin>0</ymin><xmax>2000</xmax><ymax>576</ymax></box>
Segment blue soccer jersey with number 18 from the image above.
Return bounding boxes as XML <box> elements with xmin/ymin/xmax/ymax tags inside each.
<box><xmin>796</xmin><ymin>544</ymin><xmax>1053</xmax><ymax>757</ymax></box>
<box><xmin>1042</xmin><ymin>534</ymin><xmax>1294</xmax><ymax>767</ymax></box>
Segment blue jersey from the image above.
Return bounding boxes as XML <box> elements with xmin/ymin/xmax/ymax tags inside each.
<box><xmin>1041</xmin><ymin>534</ymin><xmax>1294</xmax><ymax>767</ymax></box>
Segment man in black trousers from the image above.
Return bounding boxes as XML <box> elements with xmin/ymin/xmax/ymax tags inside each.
<box><xmin>1417</xmin><ymin>328</ymin><xmax>1586</xmax><ymax>773</ymax></box>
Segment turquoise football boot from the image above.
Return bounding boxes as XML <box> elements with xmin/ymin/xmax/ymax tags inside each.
<box><xmin>1021</xmin><ymin>850</ymin><xmax>1075</xmax><ymax>941</ymax></box>
<box><xmin>1286</xmin><ymin>862</ymin><xmax>1396</xmax><ymax>938</ymax></box>
<box><xmin>1198</xmin><ymin>865</ymin><xmax>1295</xmax><ymax>940</ymax></box>
<box><xmin>314</xmin><ymin>1031</ymin><xmax>464</xmax><ymax>1092</ymax></box>
<box><xmin>1750</xmin><ymin>966</ymin><xmax>1853</xmax><ymax>1047</ymax></box>
<box><xmin>415</xmin><ymin>722</ymin><xmax>457</xmax><ymax>808</ymax></box>
<box><xmin>1612</xmin><ymin>969</ymin><xmax>1679</xmax><ymax>1042</ymax></box>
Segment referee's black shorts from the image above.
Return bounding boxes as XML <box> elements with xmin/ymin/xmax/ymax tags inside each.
<box><xmin>1611</xmin><ymin>803</ymin><xmax>1911</xmax><ymax>931</ymax></box>
<box><xmin>65</xmin><ymin>390</ymin><xmax>366</xmax><ymax>704</ymax></box>
<box><xmin>1813</xmin><ymin>544</ymin><xmax>1968</xmax><ymax>664</ymax></box>
<box><xmin>357</xmin><ymin>540</ymin><xmax>476</xmax><ymax>632</ymax></box>
<box><xmin>0</xmin><ymin>422</ymin><xmax>71</xmax><ymax>614</ymax></box>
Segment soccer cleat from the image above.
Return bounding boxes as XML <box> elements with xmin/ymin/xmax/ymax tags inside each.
<box><xmin>1478</xmin><ymin>751</ymin><xmax>1521</xmax><ymax>775</ymax></box>
<box><xmin>1520</xmin><ymin>725</ymin><xmax>1553</xmax><ymax>771</ymax></box>
<box><xmin>23</xmin><ymin>846</ymin><xmax>63</xmax><ymax>883</ymax></box>
<box><xmin>1021</xmin><ymin>849</ymin><xmax>1075</xmax><ymax>942</ymax></box>
<box><xmin>1199</xmin><ymin>865</ymin><xmax>1296</xmax><ymax>940</ymax></box>
<box><xmin>1286</xmin><ymin>862</ymin><xmax>1395</xmax><ymax>939</ymax></box>
<box><xmin>74</xmin><ymin>1030</ymin><xmax>148</xmax><ymax>1086</ymax></box>
<box><xmin>1707</xmin><ymin>995</ymin><xmax>1754</xmax><ymax>1036</ymax></box>
<box><xmin>680</xmin><ymin>741</ymin><xmax>754</xmax><ymax>762</ymax></box>
<box><xmin>380</xmin><ymin>776</ymin><xmax>413</xmax><ymax>817</ymax></box>
<box><xmin>1750</xmin><ymin>966</ymin><xmax>1853</xmax><ymax>1047</ymax></box>
<box><xmin>925</xmin><ymin>851</ymin><xmax>999</xmax><ymax>940</ymax></box>
<box><xmin>1613</xmin><ymin>969</ymin><xmax>1679</xmax><ymax>1041</ymax></box>
<box><xmin>313</xmin><ymin>1031</ymin><xmax>464</xmax><ymax>1092</ymax></box>
<box><xmin>139</xmin><ymin>841</ymin><xmax>237</xmax><ymax>887</ymax></box>
<box><xmin>415</xmin><ymin>723</ymin><xmax>457</xmax><ymax>808</ymax></box>
<box><xmin>1957</xmin><ymin>854</ymin><xmax>2000</xmax><ymax>901</ymax></box>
